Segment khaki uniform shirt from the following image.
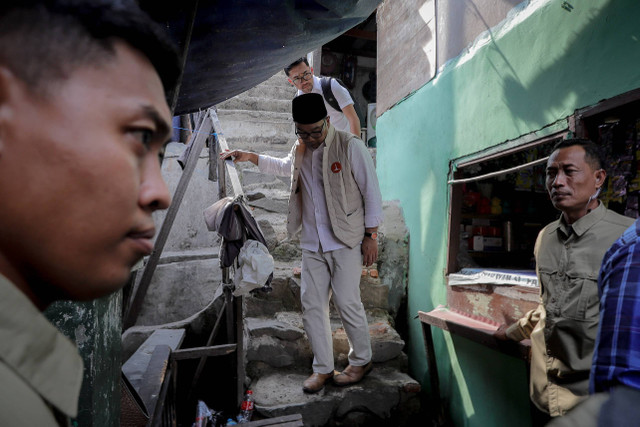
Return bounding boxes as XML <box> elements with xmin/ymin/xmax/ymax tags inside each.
<box><xmin>0</xmin><ymin>274</ymin><xmax>83</xmax><ymax>426</ymax></box>
<box><xmin>506</xmin><ymin>203</ymin><xmax>633</xmax><ymax>416</ymax></box>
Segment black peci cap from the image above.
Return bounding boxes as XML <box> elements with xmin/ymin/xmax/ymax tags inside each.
<box><xmin>292</xmin><ymin>93</ymin><xmax>328</xmax><ymax>124</ymax></box>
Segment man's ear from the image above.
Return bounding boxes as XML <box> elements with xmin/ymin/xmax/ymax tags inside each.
<box><xmin>594</xmin><ymin>169</ymin><xmax>606</xmax><ymax>188</ymax></box>
<box><xmin>310</xmin><ymin>66</ymin><xmax>314</xmax><ymax>74</ymax></box>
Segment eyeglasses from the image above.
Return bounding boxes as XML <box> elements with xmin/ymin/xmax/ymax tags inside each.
<box><xmin>291</xmin><ymin>71</ymin><xmax>313</xmax><ymax>84</ymax></box>
<box><xmin>295</xmin><ymin>121</ymin><xmax>326</xmax><ymax>139</ymax></box>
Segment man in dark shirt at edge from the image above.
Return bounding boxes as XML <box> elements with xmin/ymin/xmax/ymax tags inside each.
<box><xmin>0</xmin><ymin>1</ymin><xmax>179</xmax><ymax>425</ymax></box>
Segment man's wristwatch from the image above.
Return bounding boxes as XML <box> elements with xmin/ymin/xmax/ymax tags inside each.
<box><xmin>364</xmin><ymin>231</ymin><xmax>378</xmax><ymax>240</ymax></box>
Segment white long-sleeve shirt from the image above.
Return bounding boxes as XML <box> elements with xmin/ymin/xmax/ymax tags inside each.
<box><xmin>258</xmin><ymin>138</ymin><xmax>383</xmax><ymax>252</ymax></box>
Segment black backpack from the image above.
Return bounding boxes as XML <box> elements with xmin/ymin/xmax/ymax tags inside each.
<box><xmin>319</xmin><ymin>76</ymin><xmax>364</xmax><ymax>123</ymax></box>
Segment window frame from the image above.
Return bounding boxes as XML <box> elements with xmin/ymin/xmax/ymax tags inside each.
<box><xmin>445</xmin><ymin>129</ymin><xmax>569</xmax><ymax>275</ymax></box>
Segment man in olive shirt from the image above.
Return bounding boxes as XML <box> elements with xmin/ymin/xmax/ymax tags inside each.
<box><xmin>495</xmin><ymin>139</ymin><xmax>634</xmax><ymax>420</ymax></box>
<box><xmin>0</xmin><ymin>1</ymin><xmax>178</xmax><ymax>425</ymax></box>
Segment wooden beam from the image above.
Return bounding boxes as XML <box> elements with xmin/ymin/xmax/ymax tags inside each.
<box><xmin>209</xmin><ymin>107</ymin><xmax>245</xmax><ymax>405</ymax></box>
<box><xmin>576</xmin><ymin>87</ymin><xmax>640</xmax><ymax>120</ymax></box>
<box><xmin>418</xmin><ymin>307</ymin><xmax>530</xmax><ymax>360</ymax></box>
<box><xmin>210</xmin><ymin>109</ymin><xmax>244</xmax><ymax>196</ymax></box>
<box><xmin>324</xmin><ymin>46</ymin><xmax>377</xmax><ymax>58</ymax></box>
<box><xmin>344</xmin><ymin>28</ymin><xmax>376</xmax><ymax>41</ymax></box>
<box><xmin>209</xmin><ymin>134</ymin><xmax>218</xmax><ymax>182</ymax></box>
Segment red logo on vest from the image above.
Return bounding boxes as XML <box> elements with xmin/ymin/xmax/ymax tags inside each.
<box><xmin>331</xmin><ymin>162</ymin><xmax>342</xmax><ymax>173</ymax></box>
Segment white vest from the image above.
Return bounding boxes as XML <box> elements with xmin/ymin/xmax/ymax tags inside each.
<box><xmin>286</xmin><ymin>125</ymin><xmax>365</xmax><ymax>248</ymax></box>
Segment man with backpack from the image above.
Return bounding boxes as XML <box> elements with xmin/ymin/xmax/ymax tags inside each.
<box><xmin>284</xmin><ymin>57</ymin><xmax>361</xmax><ymax>137</ymax></box>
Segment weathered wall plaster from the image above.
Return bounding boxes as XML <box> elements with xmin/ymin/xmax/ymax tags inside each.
<box><xmin>46</xmin><ymin>292</ymin><xmax>122</xmax><ymax>426</ymax></box>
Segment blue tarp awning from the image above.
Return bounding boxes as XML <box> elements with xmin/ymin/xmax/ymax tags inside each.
<box><xmin>142</xmin><ymin>0</ymin><xmax>380</xmax><ymax>115</ymax></box>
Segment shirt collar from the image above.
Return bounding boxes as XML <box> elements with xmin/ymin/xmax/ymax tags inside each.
<box><xmin>546</xmin><ymin>202</ymin><xmax>607</xmax><ymax>238</ymax></box>
<box><xmin>0</xmin><ymin>274</ymin><xmax>83</xmax><ymax>417</ymax></box>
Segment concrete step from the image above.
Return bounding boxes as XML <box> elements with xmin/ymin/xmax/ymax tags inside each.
<box><xmin>215</xmin><ymin>72</ymin><xmax>294</xmax><ymax>112</ymax></box>
<box><xmin>262</xmin><ymin>71</ymin><xmax>295</xmax><ymax>88</ymax></box>
<box><xmin>224</xmin><ymin>135</ymin><xmax>294</xmax><ymax>151</ymax></box>
<box><xmin>157</xmin><ymin>248</ymin><xmax>218</xmax><ymax>264</ymax></box>
<box><xmin>245</xmin><ymin>264</ymin><xmax>302</xmax><ymax>314</ymax></box>
<box><xmin>250</xmin><ymin>367</ymin><xmax>421</xmax><ymax>427</ymax></box>
<box><xmin>245</xmin><ymin>311</ymin><xmax>405</xmax><ymax>371</ymax></box>
<box><xmin>216</xmin><ymin>110</ymin><xmax>293</xmax><ymax>145</ymax></box>
<box><xmin>233</xmin><ymin>165</ymin><xmax>291</xmax><ymax>208</ymax></box>
<box><xmin>243</xmin><ymin>177</ymin><xmax>290</xmax><ymax>200</ymax></box>
<box><xmin>241</xmin><ymin>84</ymin><xmax>297</xmax><ymax>100</ymax></box>
<box><xmin>247</xmin><ymin>196</ymin><xmax>289</xmax><ymax>214</ymax></box>
<box><xmin>217</xmin><ymin>108</ymin><xmax>292</xmax><ymax>123</ymax></box>
<box><xmin>217</xmin><ymin>96</ymin><xmax>292</xmax><ymax>114</ymax></box>
<box><xmin>246</xmin><ymin>263</ymin><xmax>390</xmax><ymax>317</ymax></box>
<box><xmin>245</xmin><ymin>313</ymin><xmax>312</xmax><ymax>369</ymax></box>
<box><xmin>239</xmin><ymin>168</ymin><xmax>289</xmax><ymax>189</ymax></box>
<box><xmin>256</xmin><ymin>214</ymin><xmax>290</xmax><ymax>251</ymax></box>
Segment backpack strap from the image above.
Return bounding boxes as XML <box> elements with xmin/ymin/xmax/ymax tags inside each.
<box><xmin>320</xmin><ymin>76</ymin><xmax>341</xmax><ymax>112</ymax></box>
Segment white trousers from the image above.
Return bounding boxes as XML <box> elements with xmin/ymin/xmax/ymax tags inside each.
<box><xmin>301</xmin><ymin>245</ymin><xmax>372</xmax><ymax>374</ymax></box>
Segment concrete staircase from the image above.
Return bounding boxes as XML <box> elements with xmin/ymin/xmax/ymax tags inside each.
<box><xmin>124</xmin><ymin>71</ymin><xmax>420</xmax><ymax>426</ymax></box>
<box><xmin>217</xmin><ymin>71</ymin><xmax>296</xmax><ymax>154</ymax></box>
<box><xmin>215</xmin><ymin>72</ymin><xmax>421</xmax><ymax>426</ymax></box>
<box><xmin>216</xmin><ymin>71</ymin><xmax>295</xmax><ymax>247</ymax></box>
<box><xmin>243</xmin><ymin>260</ymin><xmax>420</xmax><ymax>427</ymax></box>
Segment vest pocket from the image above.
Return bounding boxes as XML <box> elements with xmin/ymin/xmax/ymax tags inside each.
<box><xmin>345</xmin><ymin>207</ymin><xmax>364</xmax><ymax>230</ymax></box>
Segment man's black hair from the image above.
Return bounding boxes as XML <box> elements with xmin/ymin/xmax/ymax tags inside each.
<box><xmin>552</xmin><ymin>138</ymin><xmax>604</xmax><ymax>171</ymax></box>
<box><xmin>284</xmin><ymin>57</ymin><xmax>309</xmax><ymax>76</ymax></box>
<box><xmin>0</xmin><ymin>0</ymin><xmax>180</xmax><ymax>97</ymax></box>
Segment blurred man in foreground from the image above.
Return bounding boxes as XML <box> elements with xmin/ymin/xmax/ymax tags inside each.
<box><xmin>0</xmin><ymin>1</ymin><xmax>179</xmax><ymax>424</ymax></box>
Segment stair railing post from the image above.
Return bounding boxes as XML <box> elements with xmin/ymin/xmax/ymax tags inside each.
<box><xmin>212</xmin><ymin>107</ymin><xmax>244</xmax><ymax>406</ymax></box>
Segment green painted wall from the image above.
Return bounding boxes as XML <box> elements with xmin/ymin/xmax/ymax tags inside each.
<box><xmin>376</xmin><ymin>0</ymin><xmax>640</xmax><ymax>425</ymax></box>
<box><xmin>46</xmin><ymin>292</ymin><xmax>122</xmax><ymax>427</ymax></box>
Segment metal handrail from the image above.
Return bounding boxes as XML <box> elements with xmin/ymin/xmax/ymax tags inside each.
<box><xmin>210</xmin><ymin>108</ymin><xmax>244</xmax><ymax>198</ymax></box>
<box><xmin>209</xmin><ymin>107</ymin><xmax>246</xmax><ymax>408</ymax></box>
